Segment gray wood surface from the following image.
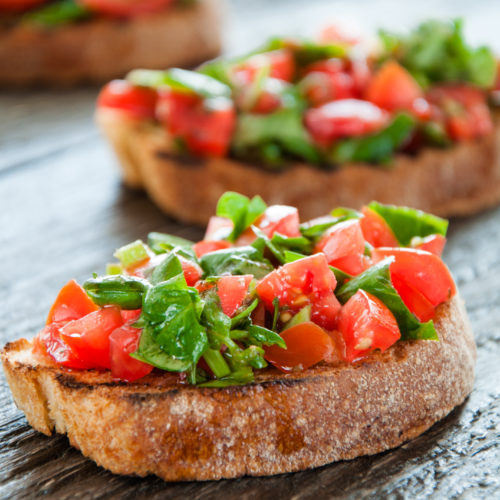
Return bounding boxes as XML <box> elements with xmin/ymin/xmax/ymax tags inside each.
<box><xmin>1</xmin><ymin>1</ymin><xmax>500</xmax><ymax>498</ymax></box>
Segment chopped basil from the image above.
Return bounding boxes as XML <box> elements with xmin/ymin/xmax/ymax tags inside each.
<box><xmin>83</xmin><ymin>275</ymin><xmax>148</xmax><ymax>310</ymax></box>
<box><xmin>367</xmin><ymin>201</ymin><xmax>448</xmax><ymax>246</ymax></box>
<box><xmin>23</xmin><ymin>0</ymin><xmax>90</xmax><ymax>27</ymax></box>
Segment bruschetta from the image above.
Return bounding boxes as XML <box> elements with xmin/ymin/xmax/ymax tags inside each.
<box><xmin>1</xmin><ymin>193</ymin><xmax>476</xmax><ymax>480</ymax></box>
<box><xmin>96</xmin><ymin>19</ymin><xmax>500</xmax><ymax>224</ymax></box>
<box><xmin>0</xmin><ymin>0</ymin><xmax>222</xmax><ymax>86</ymax></box>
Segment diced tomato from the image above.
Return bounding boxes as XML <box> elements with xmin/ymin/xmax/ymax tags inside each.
<box><xmin>60</xmin><ymin>306</ymin><xmax>124</xmax><ymax>369</ymax></box>
<box><xmin>78</xmin><ymin>0</ymin><xmax>174</xmax><ymax>17</ymax></box>
<box><xmin>235</xmin><ymin>77</ymin><xmax>285</xmax><ymax>114</ymax></box>
<box><xmin>330</xmin><ymin>254</ymin><xmax>370</xmax><ymax>276</ymax></box>
<box><xmin>46</xmin><ymin>279</ymin><xmax>98</xmax><ymax>325</ymax></box>
<box><xmin>0</xmin><ymin>0</ymin><xmax>47</xmax><ymax>11</ymax></box>
<box><xmin>256</xmin><ymin>254</ymin><xmax>340</xmax><ymax>330</ymax></box>
<box><xmin>264</xmin><ymin>322</ymin><xmax>334</xmax><ymax>372</ymax></box>
<box><xmin>34</xmin><ymin>323</ymin><xmax>93</xmax><ymax>370</ymax></box>
<box><xmin>233</xmin><ymin>49</ymin><xmax>295</xmax><ymax>83</ymax></box>
<box><xmin>194</xmin><ymin>280</ymin><xmax>216</xmax><ymax>294</ymax></box>
<box><xmin>304</xmin><ymin>99</ymin><xmax>388</xmax><ymax>146</ymax></box>
<box><xmin>204</xmin><ymin>216</ymin><xmax>233</xmax><ymax>241</ymax></box>
<box><xmin>427</xmin><ymin>85</ymin><xmax>493</xmax><ymax>141</ymax></box>
<box><xmin>97</xmin><ymin>80</ymin><xmax>158</xmax><ymax>120</ymax></box>
<box><xmin>109</xmin><ymin>326</ymin><xmax>153</xmax><ymax>381</ymax></box>
<box><xmin>372</xmin><ymin>247</ymin><xmax>456</xmax><ymax>307</ymax></box>
<box><xmin>360</xmin><ymin>207</ymin><xmax>399</xmax><ymax>248</ymax></box>
<box><xmin>157</xmin><ymin>89</ymin><xmax>236</xmax><ymax>157</ymax></box>
<box><xmin>364</xmin><ymin>61</ymin><xmax>423</xmax><ymax>112</ymax></box>
<box><xmin>251</xmin><ymin>301</ymin><xmax>267</xmax><ymax>327</ymax></box>
<box><xmin>413</xmin><ymin>234</ymin><xmax>446</xmax><ymax>257</ymax></box>
<box><xmin>121</xmin><ymin>309</ymin><xmax>142</xmax><ymax>325</ymax></box>
<box><xmin>338</xmin><ymin>290</ymin><xmax>400</xmax><ymax>362</ymax></box>
<box><xmin>259</xmin><ymin>205</ymin><xmax>301</xmax><ymax>238</ymax></box>
<box><xmin>193</xmin><ymin>240</ymin><xmax>232</xmax><ymax>258</ymax></box>
<box><xmin>319</xmin><ymin>23</ymin><xmax>361</xmax><ymax>45</ymax></box>
<box><xmin>178</xmin><ymin>256</ymin><xmax>203</xmax><ymax>287</ymax></box>
<box><xmin>315</xmin><ymin>219</ymin><xmax>365</xmax><ymax>263</ymax></box>
<box><xmin>217</xmin><ymin>275</ymin><xmax>253</xmax><ymax>317</ymax></box>
<box><xmin>390</xmin><ymin>274</ymin><xmax>435</xmax><ymax>322</ymax></box>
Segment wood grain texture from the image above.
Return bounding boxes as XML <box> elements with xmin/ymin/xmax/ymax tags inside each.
<box><xmin>1</xmin><ymin>0</ymin><xmax>500</xmax><ymax>498</ymax></box>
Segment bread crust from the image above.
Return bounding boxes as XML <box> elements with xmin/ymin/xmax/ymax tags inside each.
<box><xmin>1</xmin><ymin>296</ymin><xmax>476</xmax><ymax>481</ymax></box>
<box><xmin>96</xmin><ymin>109</ymin><xmax>500</xmax><ymax>225</ymax></box>
<box><xmin>0</xmin><ymin>0</ymin><xmax>222</xmax><ymax>86</ymax></box>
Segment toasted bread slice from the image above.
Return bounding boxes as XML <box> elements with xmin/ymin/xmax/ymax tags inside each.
<box><xmin>0</xmin><ymin>0</ymin><xmax>222</xmax><ymax>86</ymax></box>
<box><xmin>1</xmin><ymin>296</ymin><xmax>476</xmax><ymax>481</ymax></box>
<box><xmin>96</xmin><ymin>108</ymin><xmax>500</xmax><ymax>225</ymax></box>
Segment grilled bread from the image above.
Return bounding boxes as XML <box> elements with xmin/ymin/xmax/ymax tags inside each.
<box><xmin>1</xmin><ymin>295</ymin><xmax>476</xmax><ymax>481</ymax></box>
<box><xmin>96</xmin><ymin>108</ymin><xmax>500</xmax><ymax>226</ymax></box>
<box><xmin>0</xmin><ymin>0</ymin><xmax>222</xmax><ymax>86</ymax></box>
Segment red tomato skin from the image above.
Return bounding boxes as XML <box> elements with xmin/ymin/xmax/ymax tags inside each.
<box><xmin>256</xmin><ymin>253</ymin><xmax>340</xmax><ymax>330</ymax></box>
<box><xmin>178</xmin><ymin>256</ymin><xmax>203</xmax><ymax>287</ymax></box>
<box><xmin>157</xmin><ymin>90</ymin><xmax>236</xmax><ymax>157</ymax></box>
<box><xmin>330</xmin><ymin>254</ymin><xmax>370</xmax><ymax>276</ymax></box>
<box><xmin>193</xmin><ymin>240</ymin><xmax>232</xmax><ymax>258</ymax></box>
<box><xmin>109</xmin><ymin>326</ymin><xmax>153</xmax><ymax>381</ymax></box>
<box><xmin>60</xmin><ymin>306</ymin><xmax>124</xmax><ymax>369</ymax></box>
<box><xmin>217</xmin><ymin>275</ymin><xmax>253</xmax><ymax>317</ymax></box>
<box><xmin>78</xmin><ymin>0</ymin><xmax>174</xmax><ymax>17</ymax></box>
<box><xmin>304</xmin><ymin>99</ymin><xmax>388</xmax><ymax>145</ymax></box>
<box><xmin>234</xmin><ymin>49</ymin><xmax>295</xmax><ymax>83</ymax></box>
<box><xmin>264</xmin><ymin>322</ymin><xmax>334</xmax><ymax>372</ymax></box>
<box><xmin>319</xmin><ymin>24</ymin><xmax>361</xmax><ymax>45</ymax></box>
<box><xmin>121</xmin><ymin>309</ymin><xmax>142</xmax><ymax>325</ymax></box>
<box><xmin>338</xmin><ymin>290</ymin><xmax>400</xmax><ymax>362</ymax></box>
<box><xmin>390</xmin><ymin>274</ymin><xmax>435</xmax><ymax>322</ymax></box>
<box><xmin>0</xmin><ymin>0</ymin><xmax>46</xmax><ymax>11</ymax></box>
<box><xmin>372</xmin><ymin>248</ymin><xmax>456</xmax><ymax>307</ymax></box>
<box><xmin>259</xmin><ymin>205</ymin><xmax>301</xmax><ymax>238</ymax></box>
<box><xmin>34</xmin><ymin>323</ymin><xmax>93</xmax><ymax>369</ymax></box>
<box><xmin>414</xmin><ymin>234</ymin><xmax>446</xmax><ymax>257</ymax></box>
<box><xmin>46</xmin><ymin>279</ymin><xmax>98</xmax><ymax>325</ymax></box>
<box><xmin>365</xmin><ymin>61</ymin><xmax>423</xmax><ymax>112</ymax></box>
<box><xmin>360</xmin><ymin>207</ymin><xmax>399</xmax><ymax>248</ymax></box>
<box><xmin>97</xmin><ymin>80</ymin><xmax>158</xmax><ymax>120</ymax></box>
<box><xmin>315</xmin><ymin>219</ymin><xmax>365</xmax><ymax>264</ymax></box>
<box><xmin>204</xmin><ymin>216</ymin><xmax>233</xmax><ymax>240</ymax></box>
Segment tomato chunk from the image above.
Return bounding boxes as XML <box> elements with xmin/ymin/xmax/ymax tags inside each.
<box><xmin>315</xmin><ymin>219</ymin><xmax>365</xmax><ymax>264</ymax></box>
<box><xmin>60</xmin><ymin>306</ymin><xmax>124</xmax><ymax>369</ymax></box>
<box><xmin>256</xmin><ymin>254</ymin><xmax>340</xmax><ymax>329</ymax></box>
<box><xmin>78</xmin><ymin>0</ymin><xmax>174</xmax><ymax>17</ymax></box>
<box><xmin>372</xmin><ymin>248</ymin><xmax>456</xmax><ymax>307</ymax></box>
<box><xmin>304</xmin><ymin>99</ymin><xmax>388</xmax><ymax>145</ymax></box>
<box><xmin>258</xmin><ymin>205</ymin><xmax>301</xmax><ymax>238</ymax></box>
<box><xmin>412</xmin><ymin>234</ymin><xmax>446</xmax><ymax>257</ymax></box>
<box><xmin>109</xmin><ymin>326</ymin><xmax>153</xmax><ymax>381</ymax></box>
<box><xmin>121</xmin><ymin>309</ymin><xmax>142</xmax><ymax>325</ymax></box>
<box><xmin>234</xmin><ymin>49</ymin><xmax>295</xmax><ymax>83</ymax></box>
<box><xmin>46</xmin><ymin>279</ymin><xmax>98</xmax><ymax>325</ymax></box>
<box><xmin>193</xmin><ymin>240</ymin><xmax>232</xmax><ymax>258</ymax></box>
<box><xmin>338</xmin><ymin>290</ymin><xmax>400</xmax><ymax>362</ymax></box>
<box><xmin>204</xmin><ymin>216</ymin><xmax>233</xmax><ymax>241</ymax></box>
<box><xmin>365</xmin><ymin>61</ymin><xmax>423</xmax><ymax>112</ymax></box>
<box><xmin>97</xmin><ymin>80</ymin><xmax>158</xmax><ymax>120</ymax></box>
<box><xmin>390</xmin><ymin>274</ymin><xmax>435</xmax><ymax>322</ymax></box>
<box><xmin>157</xmin><ymin>90</ymin><xmax>236</xmax><ymax>157</ymax></box>
<box><xmin>179</xmin><ymin>256</ymin><xmax>203</xmax><ymax>287</ymax></box>
<box><xmin>217</xmin><ymin>275</ymin><xmax>253</xmax><ymax>318</ymax></box>
<box><xmin>359</xmin><ymin>207</ymin><xmax>399</xmax><ymax>248</ymax></box>
<box><xmin>33</xmin><ymin>323</ymin><xmax>93</xmax><ymax>369</ymax></box>
<box><xmin>264</xmin><ymin>322</ymin><xmax>334</xmax><ymax>372</ymax></box>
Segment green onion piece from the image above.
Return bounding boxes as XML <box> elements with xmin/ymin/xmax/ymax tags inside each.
<box><xmin>203</xmin><ymin>349</ymin><xmax>231</xmax><ymax>378</ymax></box>
<box><xmin>114</xmin><ymin>240</ymin><xmax>149</xmax><ymax>270</ymax></box>
<box><xmin>283</xmin><ymin>304</ymin><xmax>311</xmax><ymax>330</ymax></box>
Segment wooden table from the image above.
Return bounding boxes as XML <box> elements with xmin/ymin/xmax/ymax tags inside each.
<box><xmin>1</xmin><ymin>1</ymin><xmax>500</xmax><ymax>498</ymax></box>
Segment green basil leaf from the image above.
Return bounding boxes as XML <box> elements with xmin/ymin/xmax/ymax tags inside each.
<box><xmin>23</xmin><ymin>0</ymin><xmax>90</xmax><ymax>26</ymax></box>
<box><xmin>149</xmin><ymin>253</ymin><xmax>185</xmax><ymax>285</ymax></box>
<box><xmin>248</xmin><ymin>325</ymin><xmax>286</xmax><ymax>349</ymax></box>
<box><xmin>200</xmin><ymin>246</ymin><xmax>273</xmax><ymax>279</ymax></box>
<box><xmin>367</xmin><ymin>201</ymin><xmax>448</xmax><ymax>246</ymax></box>
<box><xmin>270</xmin><ymin>233</ymin><xmax>313</xmax><ymax>254</ymax></box>
<box><xmin>329</xmin><ymin>266</ymin><xmax>352</xmax><ymax>290</ymax></box>
<box><xmin>337</xmin><ymin>258</ymin><xmax>438</xmax><ymax>340</ymax></box>
<box><xmin>283</xmin><ymin>250</ymin><xmax>307</xmax><ymax>263</ymax></box>
<box><xmin>83</xmin><ymin>275</ymin><xmax>148</xmax><ymax>309</ymax></box>
<box><xmin>147</xmin><ymin>232</ymin><xmax>195</xmax><ymax>254</ymax></box>
<box><xmin>231</xmin><ymin>298</ymin><xmax>259</xmax><ymax>328</ymax></box>
<box><xmin>330</xmin><ymin>113</ymin><xmax>416</xmax><ymax>165</ymax></box>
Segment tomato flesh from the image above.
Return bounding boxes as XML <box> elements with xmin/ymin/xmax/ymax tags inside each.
<box><xmin>217</xmin><ymin>275</ymin><xmax>253</xmax><ymax>317</ymax></box>
<box><xmin>359</xmin><ymin>207</ymin><xmax>399</xmax><ymax>248</ymax></box>
<box><xmin>315</xmin><ymin>219</ymin><xmax>365</xmax><ymax>263</ymax></box>
<box><xmin>304</xmin><ymin>99</ymin><xmax>388</xmax><ymax>145</ymax></box>
<box><xmin>204</xmin><ymin>216</ymin><xmax>233</xmax><ymax>241</ymax></box>
<box><xmin>179</xmin><ymin>256</ymin><xmax>203</xmax><ymax>286</ymax></box>
<box><xmin>78</xmin><ymin>0</ymin><xmax>174</xmax><ymax>17</ymax></box>
<box><xmin>256</xmin><ymin>253</ymin><xmax>340</xmax><ymax>330</ymax></box>
<box><xmin>338</xmin><ymin>290</ymin><xmax>400</xmax><ymax>362</ymax></box>
<box><xmin>157</xmin><ymin>90</ymin><xmax>236</xmax><ymax>157</ymax></box>
<box><xmin>372</xmin><ymin>247</ymin><xmax>456</xmax><ymax>307</ymax></box>
<box><xmin>264</xmin><ymin>322</ymin><xmax>334</xmax><ymax>372</ymax></box>
<box><xmin>46</xmin><ymin>279</ymin><xmax>98</xmax><ymax>325</ymax></box>
<box><xmin>413</xmin><ymin>234</ymin><xmax>446</xmax><ymax>257</ymax></box>
<box><xmin>390</xmin><ymin>274</ymin><xmax>435</xmax><ymax>322</ymax></box>
<box><xmin>193</xmin><ymin>240</ymin><xmax>232</xmax><ymax>258</ymax></box>
<box><xmin>259</xmin><ymin>205</ymin><xmax>301</xmax><ymax>238</ymax></box>
<box><xmin>97</xmin><ymin>80</ymin><xmax>158</xmax><ymax>120</ymax></box>
<box><xmin>60</xmin><ymin>306</ymin><xmax>124</xmax><ymax>369</ymax></box>
<box><xmin>365</xmin><ymin>61</ymin><xmax>423</xmax><ymax>112</ymax></box>
<box><xmin>234</xmin><ymin>49</ymin><xmax>295</xmax><ymax>83</ymax></box>
<box><xmin>109</xmin><ymin>326</ymin><xmax>153</xmax><ymax>381</ymax></box>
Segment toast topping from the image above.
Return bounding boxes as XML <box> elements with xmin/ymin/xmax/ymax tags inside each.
<box><xmin>32</xmin><ymin>192</ymin><xmax>456</xmax><ymax>386</ymax></box>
